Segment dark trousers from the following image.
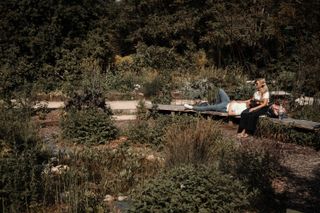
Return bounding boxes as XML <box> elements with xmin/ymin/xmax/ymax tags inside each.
<box><xmin>238</xmin><ymin>107</ymin><xmax>268</xmax><ymax>134</ymax></box>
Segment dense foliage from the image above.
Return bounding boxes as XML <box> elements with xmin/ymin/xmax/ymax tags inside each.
<box><xmin>129</xmin><ymin>165</ymin><xmax>254</xmax><ymax>212</ymax></box>
<box><xmin>0</xmin><ymin>106</ymin><xmax>49</xmax><ymax>212</ymax></box>
<box><xmin>127</xmin><ymin>114</ymin><xmax>197</xmax><ymax>147</ymax></box>
<box><xmin>61</xmin><ymin>108</ymin><xmax>118</xmax><ymax>144</ymax></box>
<box><xmin>1</xmin><ymin>0</ymin><xmax>319</xmax><ymax>98</ymax></box>
<box><xmin>41</xmin><ymin>145</ymin><xmax>161</xmax><ymax>212</ymax></box>
<box><xmin>0</xmin><ymin>1</ymin><xmax>318</xmax><ymax>212</ymax></box>
<box><xmin>257</xmin><ymin>118</ymin><xmax>320</xmax><ymax>149</ymax></box>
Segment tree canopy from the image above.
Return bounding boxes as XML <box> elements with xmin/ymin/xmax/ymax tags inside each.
<box><xmin>1</xmin><ymin>0</ymin><xmax>319</xmax><ymax>97</ymax></box>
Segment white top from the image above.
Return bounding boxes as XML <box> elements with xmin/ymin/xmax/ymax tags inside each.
<box><xmin>227</xmin><ymin>102</ymin><xmax>247</xmax><ymax>115</ymax></box>
<box><xmin>253</xmin><ymin>91</ymin><xmax>270</xmax><ymax>103</ymax></box>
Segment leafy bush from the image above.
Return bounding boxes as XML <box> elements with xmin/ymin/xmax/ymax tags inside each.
<box><xmin>64</xmin><ymin>87</ymin><xmax>110</xmax><ymax>113</ymax></box>
<box><xmin>291</xmin><ymin>93</ymin><xmax>320</xmax><ymax>122</ymax></box>
<box><xmin>292</xmin><ymin>105</ymin><xmax>320</xmax><ymax>123</ymax></box>
<box><xmin>61</xmin><ymin>68</ymin><xmax>118</xmax><ymax>145</ymax></box>
<box><xmin>61</xmin><ymin>109</ymin><xmax>118</xmax><ymax>145</ymax></box>
<box><xmin>219</xmin><ymin>141</ymin><xmax>283</xmax><ymax>211</ymax></box>
<box><xmin>135</xmin><ymin>43</ymin><xmax>192</xmax><ymax>71</ymax></box>
<box><xmin>106</xmin><ymin>71</ymin><xmax>137</xmax><ymax>93</ymax></box>
<box><xmin>42</xmin><ymin>145</ymin><xmax>161</xmax><ymax>212</ymax></box>
<box><xmin>143</xmin><ymin>74</ymin><xmax>172</xmax><ymax>104</ymax></box>
<box><xmin>63</xmin><ymin>66</ymin><xmax>111</xmax><ymax>113</ymax></box>
<box><xmin>129</xmin><ymin>165</ymin><xmax>254</xmax><ymax>213</ymax></box>
<box><xmin>256</xmin><ymin>118</ymin><xmax>320</xmax><ymax>149</ymax></box>
<box><xmin>127</xmin><ymin>114</ymin><xmax>197</xmax><ymax>148</ymax></box>
<box><xmin>0</xmin><ymin>106</ymin><xmax>49</xmax><ymax>212</ymax></box>
<box><xmin>181</xmin><ymin>66</ymin><xmax>249</xmax><ymax>101</ymax></box>
<box><xmin>164</xmin><ymin>119</ymin><xmax>233</xmax><ymax>167</ymax></box>
<box><xmin>181</xmin><ymin>78</ymin><xmax>217</xmax><ymax>101</ymax></box>
<box><xmin>231</xmin><ymin>83</ymin><xmax>255</xmax><ymax>100</ymax></box>
<box><xmin>0</xmin><ymin>106</ymin><xmax>36</xmax><ymax>151</ymax></box>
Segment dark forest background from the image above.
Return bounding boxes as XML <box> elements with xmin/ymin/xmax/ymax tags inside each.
<box><xmin>1</xmin><ymin>0</ymin><xmax>319</xmax><ymax>99</ymax></box>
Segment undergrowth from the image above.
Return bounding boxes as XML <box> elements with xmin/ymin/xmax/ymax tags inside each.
<box><xmin>129</xmin><ymin>165</ymin><xmax>255</xmax><ymax>213</ymax></box>
<box><xmin>257</xmin><ymin>118</ymin><xmax>320</xmax><ymax>149</ymax></box>
<box><xmin>60</xmin><ymin>108</ymin><xmax>118</xmax><ymax>145</ymax></box>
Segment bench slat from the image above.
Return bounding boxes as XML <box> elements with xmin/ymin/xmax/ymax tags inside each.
<box><xmin>267</xmin><ymin>117</ymin><xmax>320</xmax><ymax>131</ymax></box>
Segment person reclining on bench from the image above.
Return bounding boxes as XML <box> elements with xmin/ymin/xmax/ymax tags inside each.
<box><xmin>184</xmin><ymin>88</ymin><xmax>247</xmax><ymax>116</ymax></box>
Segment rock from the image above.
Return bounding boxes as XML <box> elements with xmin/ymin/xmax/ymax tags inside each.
<box><xmin>146</xmin><ymin>154</ymin><xmax>156</xmax><ymax>162</ymax></box>
<box><xmin>103</xmin><ymin>195</ymin><xmax>114</xmax><ymax>203</ymax></box>
<box><xmin>272</xmin><ymin>178</ymin><xmax>287</xmax><ymax>194</ymax></box>
<box><xmin>117</xmin><ymin>196</ymin><xmax>128</xmax><ymax>201</ymax></box>
<box><xmin>50</xmin><ymin>165</ymin><xmax>69</xmax><ymax>175</ymax></box>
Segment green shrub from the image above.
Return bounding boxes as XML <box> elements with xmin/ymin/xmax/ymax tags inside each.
<box><xmin>164</xmin><ymin>119</ymin><xmax>233</xmax><ymax>167</ymax></box>
<box><xmin>291</xmin><ymin>94</ymin><xmax>320</xmax><ymax>122</ymax></box>
<box><xmin>181</xmin><ymin>78</ymin><xmax>217</xmax><ymax>101</ymax></box>
<box><xmin>64</xmin><ymin>87</ymin><xmax>110</xmax><ymax>113</ymax></box>
<box><xmin>127</xmin><ymin>115</ymin><xmax>197</xmax><ymax>148</ymax></box>
<box><xmin>106</xmin><ymin>70</ymin><xmax>139</xmax><ymax>93</ymax></box>
<box><xmin>0</xmin><ymin>106</ymin><xmax>36</xmax><ymax>151</ymax></box>
<box><xmin>231</xmin><ymin>83</ymin><xmax>255</xmax><ymax>100</ymax></box>
<box><xmin>127</xmin><ymin>117</ymin><xmax>171</xmax><ymax>147</ymax></box>
<box><xmin>135</xmin><ymin>43</ymin><xmax>192</xmax><ymax>71</ymax></box>
<box><xmin>61</xmin><ymin>69</ymin><xmax>118</xmax><ymax>145</ymax></box>
<box><xmin>42</xmin><ymin>145</ymin><xmax>161</xmax><ymax>212</ymax></box>
<box><xmin>256</xmin><ymin>118</ymin><xmax>320</xmax><ymax>149</ymax></box>
<box><xmin>136</xmin><ymin>100</ymin><xmax>148</xmax><ymax>120</ymax></box>
<box><xmin>220</xmin><ymin>141</ymin><xmax>284</xmax><ymax>211</ymax></box>
<box><xmin>60</xmin><ymin>109</ymin><xmax>118</xmax><ymax>145</ymax></box>
<box><xmin>129</xmin><ymin>165</ymin><xmax>255</xmax><ymax>213</ymax></box>
<box><xmin>181</xmin><ymin>66</ymin><xmax>249</xmax><ymax>101</ymax></box>
<box><xmin>143</xmin><ymin>74</ymin><xmax>172</xmax><ymax>104</ymax></box>
<box><xmin>0</xmin><ymin>106</ymin><xmax>49</xmax><ymax>212</ymax></box>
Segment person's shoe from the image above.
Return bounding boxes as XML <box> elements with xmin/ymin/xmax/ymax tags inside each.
<box><xmin>241</xmin><ymin>133</ymin><xmax>249</xmax><ymax>138</ymax></box>
<box><xmin>236</xmin><ymin>133</ymin><xmax>243</xmax><ymax>138</ymax></box>
<box><xmin>184</xmin><ymin>104</ymin><xmax>194</xmax><ymax>110</ymax></box>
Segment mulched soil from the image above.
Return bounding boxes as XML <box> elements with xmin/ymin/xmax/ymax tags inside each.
<box><xmin>221</xmin><ymin>124</ymin><xmax>320</xmax><ymax>212</ymax></box>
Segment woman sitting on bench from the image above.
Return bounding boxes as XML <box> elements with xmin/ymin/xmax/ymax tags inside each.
<box><xmin>237</xmin><ymin>78</ymin><xmax>270</xmax><ymax>138</ymax></box>
<box><xmin>184</xmin><ymin>88</ymin><xmax>248</xmax><ymax>116</ymax></box>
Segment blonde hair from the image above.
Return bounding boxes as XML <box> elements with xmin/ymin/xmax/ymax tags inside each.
<box><xmin>255</xmin><ymin>78</ymin><xmax>269</xmax><ymax>94</ymax></box>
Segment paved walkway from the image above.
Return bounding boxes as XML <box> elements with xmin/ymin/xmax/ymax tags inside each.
<box><xmin>34</xmin><ymin>100</ymin><xmax>148</xmax><ymax>121</ymax></box>
<box><xmin>34</xmin><ymin>100</ymin><xmax>149</xmax><ymax>110</ymax></box>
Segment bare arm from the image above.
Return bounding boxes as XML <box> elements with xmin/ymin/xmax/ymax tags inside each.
<box><xmin>236</xmin><ymin>99</ymin><xmax>251</xmax><ymax>103</ymax></box>
<box><xmin>228</xmin><ymin>110</ymin><xmax>237</xmax><ymax>116</ymax></box>
<box><xmin>249</xmin><ymin>98</ymin><xmax>268</xmax><ymax>112</ymax></box>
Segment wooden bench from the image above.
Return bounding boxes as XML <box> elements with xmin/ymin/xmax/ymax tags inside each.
<box><xmin>145</xmin><ymin>103</ymin><xmax>320</xmax><ymax>132</ymax></box>
<box><xmin>263</xmin><ymin>117</ymin><xmax>320</xmax><ymax>131</ymax></box>
<box><xmin>145</xmin><ymin>103</ymin><xmax>240</xmax><ymax>127</ymax></box>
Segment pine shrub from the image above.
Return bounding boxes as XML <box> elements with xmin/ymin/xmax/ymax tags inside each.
<box><xmin>61</xmin><ymin>108</ymin><xmax>118</xmax><ymax>145</ymax></box>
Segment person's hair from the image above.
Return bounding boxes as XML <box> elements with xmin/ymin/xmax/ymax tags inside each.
<box><xmin>255</xmin><ymin>78</ymin><xmax>268</xmax><ymax>94</ymax></box>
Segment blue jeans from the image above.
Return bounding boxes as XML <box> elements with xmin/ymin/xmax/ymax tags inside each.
<box><xmin>193</xmin><ymin>89</ymin><xmax>230</xmax><ymax>112</ymax></box>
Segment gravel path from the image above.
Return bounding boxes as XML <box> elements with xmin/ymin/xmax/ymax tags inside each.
<box><xmin>221</xmin><ymin>124</ymin><xmax>320</xmax><ymax>212</ymax></box>
<box><xmin>35</xmin><ymin>100</ymin><xmax>148</xmax><ymax>110</ymax></box>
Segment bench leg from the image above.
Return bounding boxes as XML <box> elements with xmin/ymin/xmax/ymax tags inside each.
<box><xmin>228</xmin><ymin>118</ymin><xmax>235</xmax><ymax>126</ymax></box>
